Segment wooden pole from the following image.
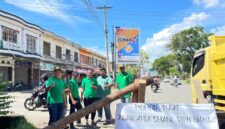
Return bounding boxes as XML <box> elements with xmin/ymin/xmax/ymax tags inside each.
<box><xmin>44</xmin><ymin>78</ymin><xmax>153</xmax><ymax>129</ymax></box>
<box><xmin>132</xmin><ymin>80</ymin><xmax>139</xmax><ymax>103</ymax></box>
<box><xmin>132</xmin><ymin>90</ymin><xmax>138</xmax><ymax>102</ymax></box>
<box><xmin>193</xmin><ymin>80</ymin><xmax>208</xmax><ymax>104</ymax></box>
<box><xmin>138</xmin><ymin>80</ymin><xmax>147</xmax><ymax>103</ymax></box>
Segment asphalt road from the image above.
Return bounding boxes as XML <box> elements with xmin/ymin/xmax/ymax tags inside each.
<box><xmin>145</xmin><ymin>81</ymin><xmax>192</xmax><ymax>104</ymax></box>
<box><xmin>7</xmin><ymin>81</ymin><xmax>191</xmax><ymax>129</ymax></box>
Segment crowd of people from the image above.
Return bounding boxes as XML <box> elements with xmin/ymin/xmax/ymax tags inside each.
<box><xmin>39</xmin><ymin>65</ymin><xmax>133</xmax><ymax>128</ymax></box>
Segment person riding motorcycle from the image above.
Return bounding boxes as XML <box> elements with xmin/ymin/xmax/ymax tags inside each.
<box><xmin>172</xmin><ymin>76</ymin><xmax>178</xmax><ymax>87</ymax></box>
<box><xmin>24</xmin><ymin>74</ymin><xmax>49</xmax><ymax>110</ymax></box>
<box><xmin>151</xmin><ymin>76</ymin><xmax>160</xmax><ymax>92</ymax></box>
<box><xmin>38</xmin><ymin>74</ymin><xmax>49</xmax><ymax>104</ymax></box>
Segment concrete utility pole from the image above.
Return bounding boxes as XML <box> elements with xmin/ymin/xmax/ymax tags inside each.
<box><xmin>97</xmin><ymin>5</ymin><xmax>112</xmax><ymax>74</ymax></box>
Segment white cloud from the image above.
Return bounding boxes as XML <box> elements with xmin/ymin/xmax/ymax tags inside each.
<box><xmin>141</xmin><ymin>12</ymin><xmax>209</xmax><ymax>61</ymax></box>
<box><xmin>211</xmin><ymin>25</ymin><xmax>225</xmax><ymax>35</ymax></box>
<box><xmin>4</xmin><ymin>0</ymin><xmax>89</xmax><ymax>24</ymax></box>
<box><xmin>193</xmin><ymin>0</ymin><xmax>219</xmax><ymax>8</ymax></box>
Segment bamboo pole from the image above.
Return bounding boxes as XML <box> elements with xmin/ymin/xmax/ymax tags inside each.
<box><xmin>44</xmin><ymin>77</ymin><xmax>153</xmax><ymax>129</ymax></box>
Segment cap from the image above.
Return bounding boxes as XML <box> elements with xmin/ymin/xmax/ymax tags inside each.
<box><xmin>119</xmin><ymin>65</ymin><xmax>125</xmax><ymax>69</ymax></box>
<box><xmin>54</xmin><ymin>66</ymin><xmax>62</xmax><ymax>71</ymax></box>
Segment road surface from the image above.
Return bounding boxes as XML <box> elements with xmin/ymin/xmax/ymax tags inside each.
<box><xmin>8</xmin><ymin>82</ymin><xmax>191</xmax><ymax>128</ymax></box>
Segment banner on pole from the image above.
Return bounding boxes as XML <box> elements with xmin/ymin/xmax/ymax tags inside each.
<box><xmin>115</xmin><ymin>103</ymin><xmax>219</xmax><ymax>129</ymax></box>
<box><xmin>116</xmin><ymin>28</ymin><xmax>139</xmax><ymax>63</ymax></box>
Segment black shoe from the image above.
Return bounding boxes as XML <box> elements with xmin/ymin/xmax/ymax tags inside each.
<box><xmin>77</xmin><ymin>120</ymin><xmax>81</xmax><ymax>124</ymax></box>
<box><xmin>70</xmin><ymin>124</ymin><xmax>76</xmax><ymax>129</ymax></box>
<box><xmin>103</xmin><ymin>120</ymin><xmax>111</xmax><ymax>125</ymax></box>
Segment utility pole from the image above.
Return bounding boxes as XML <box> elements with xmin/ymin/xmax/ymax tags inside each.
<box><xmin>97</xmin><ymin>5</ymin><xmax>112</xmax><ymax>74</ymax></box>
<box><xmin>111</xmin><ymin>26</ymin><xmax>115</xmax><ymax>78</ymax></box>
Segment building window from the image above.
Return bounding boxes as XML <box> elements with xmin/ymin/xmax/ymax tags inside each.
<box><xmin>80</xmin><ymin>55</ymin><xmax>84</xmax><ymax>63</ymax></box>
<box><xmin>26</xmin><ymin>34</ymin><xmax>36</xmax><ymax>53</ymax></box>
<box><xmin>92</xmin><ymin>58</ymin><xmax>94</xmax><ymax>66</ymax></box>
<box><xmin>56</xmin><ymin>46</ymin><xmax>62</xmax><ymax>59</ymax></box>
<box><xmin>74</xmin><ymin>52</ymin><xmax>78</xmax><ymax>62</ymax></box>
<box><xmin>87</xmin><ymin>57</ymin><xmax>90</xmax><ymax>65</ymax></box>
<box><xmin>2</xmin><ymin>26</ymin><xmax>18</xmax><ymax>43</ymax></box>
<box><xmin>43</xmin><ymin>41</ymin><xmax>50</xmax><ymax>56</ymax></box>
<box><xmin>66</xmin><ymin>49</ymin><xmax>71</xmax><ymax>61</ymax></box>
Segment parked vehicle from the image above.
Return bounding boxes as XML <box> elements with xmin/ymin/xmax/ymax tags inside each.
<box><xmin>191</xmin><ymin>35</ymin><xmax>225</xmax><ymax>111</ymax></box>
<box><xmin>24</xmin><ymin>87</ymin><xmax>47</xmax><ymax>111</ymax></box>
<box><xmin>163</xmin><ymin>76</ymin><xmax>171</xmax><ymax>83</ymax></box>
<box><xmin>5</xmin><ymin>80</ymin><xmax>30</xmax><ymax>91</ymax></box>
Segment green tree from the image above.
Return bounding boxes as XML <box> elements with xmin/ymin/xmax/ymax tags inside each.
<box><xmin>140</xmin><ymin>50</ymin><xmax>150</xmax><ymax>65</ymax></box>
<box><xmin>167</xmin><ymin>26</ymin><xmax>211</xmax><ymax>73</ymax></box>
<box><xmin>152</xmin><ymin>55</ymin><xmax>174</xmax><ymax>76</ymax></box>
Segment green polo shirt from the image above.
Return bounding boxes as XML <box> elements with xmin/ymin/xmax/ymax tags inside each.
<box><xmin>81</xmin><ymin>77</ymin><xmax>99</xmax><ymax>98</ymax></box>
<box><xmin>116</xmin><ymin>72</ymin><xmax>132</xmax><ymax>98</ymax></box>
<box><xmin>68</xmin><ymin>78</ymin><xmax>79</xmax><ymax>98</ymax></box>
<box><xmin>97</xmin><ymin>75</ymin><xmax>113</xmax><ymax>98</ymax></box>
<box><xmin>46</xmin><ymin>76</ymin><xmax>66</xmax><ymax>104</ymax></box>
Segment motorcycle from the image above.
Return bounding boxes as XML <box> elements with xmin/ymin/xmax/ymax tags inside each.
<box><xmin>24</xmin><ymin>87</ymin><xmax>47</xmax><ymax>111</ymax></box>
<box><xmin>151</xmin><ymin>77</ymin><xmax>160</xmax><ymax>93</ymax></box>
<box><xmin>171</xmin><ymin>79</ymin><xmax>178</xmax><ymax>87</ymax></box>
<box><xmin>5</xmin><ymin>80</ymin><xmax>24</xmax><ymax>91</ymax></box>
<box><xmin>151</xmin><ymin>83</ymin><xmax>159</xmax><ymax>93</ymax></box>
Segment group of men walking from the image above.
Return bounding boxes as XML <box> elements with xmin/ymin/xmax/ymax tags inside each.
<box><xmin>43</xmin><ymin>65</ymin><xmax>132</xmax><ymax>128</ymax></box>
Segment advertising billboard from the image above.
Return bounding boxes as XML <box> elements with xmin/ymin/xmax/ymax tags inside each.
<box><xmin>116</xmin><ymin>28</ymin><xmax>140</xmax><ymax>63</ymax></box>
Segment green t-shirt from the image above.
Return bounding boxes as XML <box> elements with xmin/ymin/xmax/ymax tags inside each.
<box><xmin>116</xmin><ymin>72</ymin><xmax>132</xmax><ymax>98</ymax></box>
<box><xmin>68</xmin><ymin>78</ymin><xmax>79</xmax><ymax>98</ymax></box>
<box><xmin>97</xmin><ymin>75</ymin><xmax>113</xmax><ymax>98</ymax></box>
<box><xmin>81</xmin><ymin>77</ymin><xmax>99</xmax><ymax>98</ymax></box>
<box><xmin>46</xmin><ymin>76</ymin><xmax>66</xmax><ymax>104</ymax></box>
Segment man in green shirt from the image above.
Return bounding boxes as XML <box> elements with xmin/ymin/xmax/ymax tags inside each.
<box><xmin>116</xmin><ymin>66</ymin><xmax>133</xmax><ymax>103</ymax></box>
<box><xmin>45</xmin><ymin>66</ymin><xmax>69</xmax><ymax>125</ymax></box>
<box><xmin>96</xmin><ymin>68</ymin><xmax>113</xmax><ymax>124</ymax></box>
<box><xmin>67</xmin><ymin>71</ymin><xmax>82</xmax><ymax>129</ymax></box>
<box><xmin>81</xmin><ymin>70</ymin><xmax>99</xmax><ymax>126</ymax></box>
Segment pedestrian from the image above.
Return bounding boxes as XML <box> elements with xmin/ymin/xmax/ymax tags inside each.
<box><xmin>45</xmin><ymin>66</ymin><xmax>70</xmax><ymax>125</ymax></box>
<box><xmin>96</xmin><ymin>68</ymin><xmax>113</xmax><ymax>124</ymax></box>
<box><xmin>67</xmin><ymin>71</ymin><xmax>83</xmax><ymax>129</ymax></box>
<box><xmin>115</xmin><ymin>66</ymin><xmax>133</xmax><ymax>103</ymax></box>
<box><xmin>80</xmin><ymin>70</ymin><xmax>99</xmax><ymax>126</ymax></box>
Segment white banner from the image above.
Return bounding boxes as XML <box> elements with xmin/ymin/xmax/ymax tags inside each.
<box><xmin>115</xmin><ymin>103</ymin><xmax>219</xmax><ymax>129</ymax></box>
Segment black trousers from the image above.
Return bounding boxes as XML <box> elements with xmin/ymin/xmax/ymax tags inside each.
<box><xmin>69</xmin><ymin>97</ymin><xmax>83</xmax><ymax>124</ymax></box>
<box><xmin>84</xmin><ymin>98</ymin><xmax>97</xmax><ymax>120</ymax></box>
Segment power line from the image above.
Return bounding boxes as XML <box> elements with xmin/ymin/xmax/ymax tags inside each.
<box><xmin>80</xmin><ymin>0</ymin><xmax>103</xmax><ymax>30</ymax></box>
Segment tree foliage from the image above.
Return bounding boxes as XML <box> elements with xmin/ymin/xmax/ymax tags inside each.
<box><xmin>167</xmin><ymin>26</ymin><xmax>211</xmax><ymax>73</ymax></box>
<box><xmin>140</xmin><ymin>50</ymin><xmax>150</xmax><ymax>65</ymax></box>
<box><xmin>152</xmin><ymin>54</ymin><xmax>176</xmax><ymax>76</ymax></box>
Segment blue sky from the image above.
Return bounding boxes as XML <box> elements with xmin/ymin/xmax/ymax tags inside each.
<box><xmin>1</xmin><ymin>0</ymin><xmax>225</xmax><ymax>61</ymax></box>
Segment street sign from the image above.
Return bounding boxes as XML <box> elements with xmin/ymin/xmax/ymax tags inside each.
<box><xmin>115</xmin><ymin>103</ymin><xmax>219</xmax><ymax>129</ymax></box>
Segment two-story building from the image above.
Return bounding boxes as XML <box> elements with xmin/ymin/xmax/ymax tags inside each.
<box><xmin>0</xmin><ymin>10</ymin><xmax>106</xmax><ymax>88</ymax></box>
<box><xmin>41</xmin><ymin>31</ymin><xmax>80</xmax><ymax>76</ymax></box>
<box><xmin>78</xmin><ymin>48</ymin><xmax>106</xmax><ymax>75</ymax></box>
<box><xmin>0</xmin><ymin>10</ymin><xmax>43</xmax><ymax>86</ymax></box>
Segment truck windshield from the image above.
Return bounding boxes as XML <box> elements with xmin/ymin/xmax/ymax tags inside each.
<box><xmin>192</xmin><ymin>52</ymin><xmax>205</xmax><ymax>76</ymax></box>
